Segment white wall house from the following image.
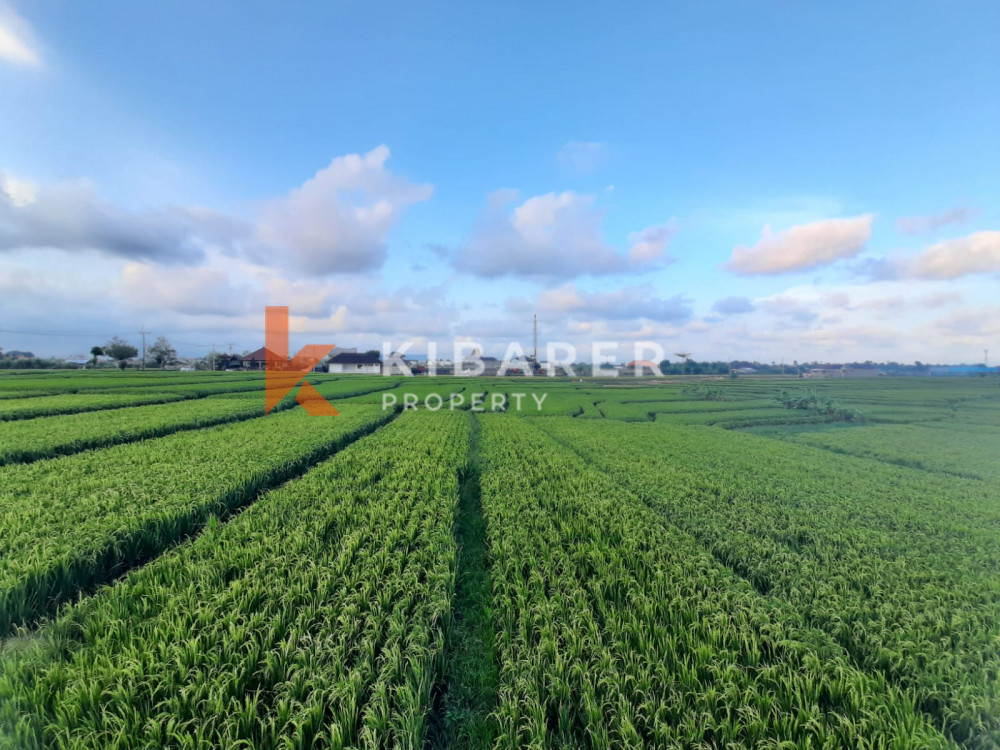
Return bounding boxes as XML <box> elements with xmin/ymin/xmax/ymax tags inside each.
<box><xmin>327</xmin><ymin>352</ymin><xmax>381</xmax><ymax>374</ymax></box>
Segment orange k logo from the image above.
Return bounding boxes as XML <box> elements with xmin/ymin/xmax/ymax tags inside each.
<box><xmin>265</xmin><ymin>306</ymin><xmax>339</xmax><ymax>415</ymax></box>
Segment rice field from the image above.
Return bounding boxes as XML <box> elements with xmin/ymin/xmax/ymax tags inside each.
<box><xmin>0</xmin><ymin>370</ymin><xmax>998</xmax><ymax>749</ymax></box>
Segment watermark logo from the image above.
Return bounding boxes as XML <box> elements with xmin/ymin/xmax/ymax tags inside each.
<box><xmin>265</xmin><ymin>306</ymin><xmax>339</xmax><ymax>415</ymax></box>
<box><xmin>263</xmin><ymin>305</ymin><xmax>686</xmax><ymax>415</ymax></box>
<box><xmin>381</xmin><ymin>392</ymin><xmax>548</xmax><ymax>412</ymax></box>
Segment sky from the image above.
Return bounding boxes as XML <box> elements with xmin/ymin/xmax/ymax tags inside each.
<box><xmin>1</xmin><ymin>1</ymin><xmax>998</xmax><ymax>364</ymax></box>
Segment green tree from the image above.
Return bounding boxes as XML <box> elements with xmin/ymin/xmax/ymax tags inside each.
<box><xmin>148</xmin><ymin>337</ymin><xmax>177</xmax><ymax>369</ymax></box>
<box><xmin>105</xmin><ymin>337</ymin><xmax>138</xmax><ymax>371</ymax></box>
<box><xmin>89</xmin><ymin>346</ymin><xmax>104</xmax><ymax>368</ymax></box>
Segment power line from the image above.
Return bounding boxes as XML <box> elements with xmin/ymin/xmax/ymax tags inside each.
<box><xmin>0</xmin><ymin>328</ymin><xmax>122</xmax><ymax>338</ymax></box>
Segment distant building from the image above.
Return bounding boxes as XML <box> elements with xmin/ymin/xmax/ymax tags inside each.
<box><xmin>480</xmin><ymin>356</ymin><xmax>502</xmax><ymax>376</ymax></box>
<box><xmin>383</xmin><ymin>351</ymin><xmax>425</xmax><ymax>376</ymax></box>
<box><xmin>625</xmin><ymin>359</ymin><xmax>661</xmax><ymax>375</ymax></box>
<box><xmin>62</xmin><ymin>354</ymin><xmax>113</xmax><ymax>367</ymax></box>
<box><xmin>805</xmin><ymin>367</ymin><xmax>882</xmax><ymax>379</ymax></box>
<box><xmin>499</xmin><ymin>356</ymin><xmax>534</xmax><ymax>375</ymax></box>
<box><xmin>238</xmin><ymin>347</ymin><xmax>274</xmax><ymax>370</ymax></box>
<box><xmin>928</xmin><ymin>365</ymin><xmax>997</xmax><ymax>376</ymax></box>
<box><xmin>327</xmin><ymin>351</ymin><xmax>381</xmax><ymax>374</ymax></box>
<box><xmin>454</xmin><ymin>354</ymin><xmax>501</xmax><ymax>375</ymax></box>
<box><xmin>2</xmin><ymin>350</ymin><xmax>35</xmax><ymax>360</ymax></box>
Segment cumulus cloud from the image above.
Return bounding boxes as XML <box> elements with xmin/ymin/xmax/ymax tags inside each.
<box><xmin>900</xmin><ymin>231</ymin><xmax>1000</xmax><ymax>280</ymax></box>
<box><xmin>0</xmin><ymin>147</ymin><xmax>431</xmax><ymax>274</ymax></box>
<box><xmin>627</xmin><ymin>224</ymin><xmax>676</xmax><ymax>265</ymax></box>
<box><xmin>933</xmin><ymin>307</ymin><xmax>1000</xmax><ymax>339</ymax></box>
<box><xmin>0</xmin><ymin>2</ymin><xmax>41</xmax><ymax>67</ymax></box>
<box><xmin>556</xmin><ymin>141</ymin><xmax>604</xmax><ymax>173</ymax></box>
<box><xmin>453</xmin><ymin>190</ymin><xmax>672</xmax><ymax>279</ymax></box>
<box><xmin>453</xmin><ymin>191</ymin><xmax>624</xmax><ymax>278</ymax></box>
<box><xmin>726</xmin><ymin>215</ymin><xmax>874</xmax><ymax>275</ymax></box>
<box><xmin>896</xmin><ymin>207</ymin><xmax>977</xmax><ymax>236</ymax></box>
<box><xmin>0</xmin><ymin>173</ymin><xmax>37</xmax><ymax>205</ymax></box>
<box><xmin>118</xmin><ymin>262</ymin><xmax>250</xmax><ymax>316</ymax></box>
<box><xmin>112</xmin><ymin>252</ymin><xmax>461</xmax><ymax>346</ymax></box>
<box><xmin>758</xmin><ymin>296</ymin><xmax>819</xmax><ymax>325</ymax></box>
<box><xmin>516</xmin><ymin>283</ymin><xmax>691</xmax><ymax>322</ymax></box>
<box><xmin>847</xmin><ymin>256</ymin><xmax>900</xmax><ymax>282</ymax></box>
<box><xmin>712</xmin><ymin>296</ymin><xmax>755</xmax><ymax>315</ymax></box>
<box><xmin>255</xmin><ymin>145</ymin><xmax>432</xmax><ymax>274</ymax></box>
<box><xmin>0</xmin><ymin>175</ymin><xmax>237</xmax><ymax>263</ymax></box>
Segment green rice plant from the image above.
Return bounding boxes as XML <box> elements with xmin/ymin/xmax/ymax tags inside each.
<box><xmin>0</xmin><ymin>373</ymin><xmax>262</xmax><ymax>396</ymax></box>
<box><xmin>0</xmin><ymin>403</ymin><xmax>391</xmax><ymax>635</ymax></box>
<box><xmin>477</xmin><ymin>415</ymin><xmax>952</xmax><ymax>748</ymax></box>
<box><xmin>0</xmin><ymin>394</ymin><xmax>290</xmax><ymax>465</ymax></box>
<box><xmin>680</xmin><ymin>383</ymin><xmax>729</xmax><ymax>400</ymax></box>
<box><xmin>790</xmin><ymin>423</ymin><xmax>1000</xmax><ymax>480</ymax></box>
<box><xmin>106</xmin><ymin>380</ymin><xmax>267</xmax><ymax>397</ymax></box>
<box><xmin>0</xmin><ymin>410</ymin><xmax>469</xmax><ymax>750</ymax></box>
<box><xmin>0</xmin><ymin>391</ymin><xmax>191</xmax><ymax>421</ymax></box>
<box><xmin>534</xmin><ymin>416</ymin><xmax>1000</xmax><ymax>747</ymax></box>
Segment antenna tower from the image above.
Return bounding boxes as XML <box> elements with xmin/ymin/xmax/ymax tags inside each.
<box><xmin>139</xmin><ymin>326</ymin><xmax>149</xmax><ymax>371</ymax></box>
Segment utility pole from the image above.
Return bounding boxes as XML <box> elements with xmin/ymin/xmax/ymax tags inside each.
<box><xmin>139</xmin><ymin>326</ymin><xmax>149</xmax><ymax>371</ymax></box>
<box><xmin>986</xmin><ymin>349</ymin><xmax>990</xmax><ymax>368</ymax></box>
<box><xmin>227</xmin><ymin>342</ymin><xmax>235</xmax><ymax>355</ymax></box>
<box><xmin>533</xmin><ymin>314</ymin><xmax>538</xmax><ymax>363</ymax></box>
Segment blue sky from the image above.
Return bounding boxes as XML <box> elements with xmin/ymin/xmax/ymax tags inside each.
<box><xmin>1</xmin><ymin>1</ymin><xmax>998</xmax><ymax>363</ymax></box>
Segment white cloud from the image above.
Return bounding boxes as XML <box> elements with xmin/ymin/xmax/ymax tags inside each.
<box><xmin>726</xmin><ymin>215</ymin><xmax>874</xmax><ymax>275</ymax></box>
<box><xmin>1</xmin><ymin>172</ymin><xmax>37</xmax><ymax>205</ymax></box>
<box><xmin>901</xmin><ymin>231</ymin><xmax>1000</xmax><ymax>280</ymax></box>
<box><xmin>118</xmin><ymin>262</ymin><xmax>249</xmax><ymax>316</ymax></box>
<box><xmin>933</xmin><ymin>307</ymin><xmax>1000</xmax><ymax>339</ymax></box>
<box><xmin>453</xmin><ymin>191</ymin><xmax>624</xmax><ymax>278</ymax></box>
<box><xmin>0</xmin><ymin>147</ymin><xmax>431</xmax><ymax>275</ymax></box>
<box><xmin>0</xmin><ymin>2</ymin><xmax>41</xmax><ymax>67</ymax></box>
<box><xmin>754</xmin><ymin>282</ymin><xmax>965</xmax><ymax>324</ymax></box>
<box><xmin>896</xmin><ymin>207</ymin><xmax>976</xmax><ymax>236</ymax></box>
<box><xmin>514</xmin><ymin>282</ymin><xmax>691</xmax><ymax>323</ymax></box>
<box><xmin>712</xmin><ymin>296</ymin><xmax>755</xmax><ymax>315</ymax></box>
<box><xmin>453</xmin><ymin>190</ymin><xmax>673</xmax><ymax>279</ymax></box>
<box><xmin>255</xmin><ymin>145</ymin><xmax>432</xmax><ymax>275</ymax></box>
<box><xmin>758</xmin><ymin>296</ymin><xmax>819</xmax><ymax>325</ymax></box>
<box><xmin>627</xmin><ymin>224</ymin><xmax>676</xmax><ymax>265</ymax></box>
<box><xmin>0</xmin><ymin>174</ymin><xmax>234</xmax><ymax>263</ymax></box>
<box><xmin>556</xmin><ymin>141</ymin><xmax>604</xmax><ymax>173</ymax></box>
